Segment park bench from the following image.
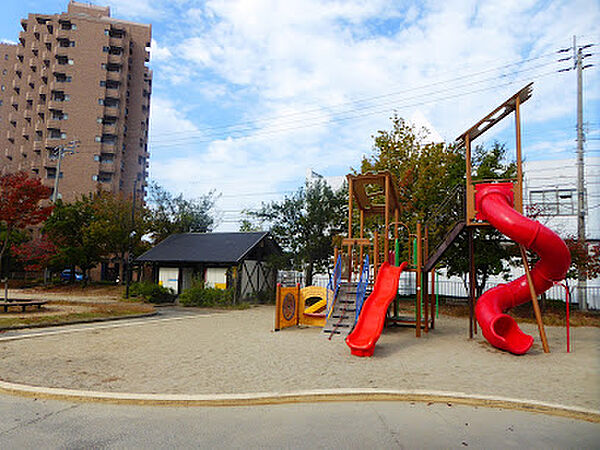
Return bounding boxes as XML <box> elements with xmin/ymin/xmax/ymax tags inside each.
<box><xmin>0</xmin><ymin>300</ymin><xmax>48</xmax><ymax>313</ymax></box>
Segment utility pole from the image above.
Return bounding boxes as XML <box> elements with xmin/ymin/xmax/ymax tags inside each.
<box><xmin>125</xmin><ymin>179</ymin><xmax>138</xmax><ymax>299</ymax></box>
<box><xmin>50</xmin><ymin>140</ymin><xmax>80</xmax><ymax>203</ymax></box>
<box><xmin>561</xmin><ymin>36</ymin><xmax>595</xmax><ymax>310</ymax></box>
<box><xmin>574</xmin><ymin>36</ymin><xmax>587</xmax><ymax>311</ymax></box>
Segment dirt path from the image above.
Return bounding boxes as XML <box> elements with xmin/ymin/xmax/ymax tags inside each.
<box><xmin>0</xmin><ymin>306</ymin><xmax>597</xmax><ymax>410</ymax></box>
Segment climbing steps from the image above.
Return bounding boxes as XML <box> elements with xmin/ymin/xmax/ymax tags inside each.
<box><xmin>323</xmin><ymin>281</ymin><xmax>372</xmax><ymax>339</ymax></box>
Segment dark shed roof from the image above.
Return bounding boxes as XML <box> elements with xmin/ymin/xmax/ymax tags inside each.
<box><xmin>136</xmin><ymin>232</ymin><xmax>280</xmax><ymax>264</ymax></box>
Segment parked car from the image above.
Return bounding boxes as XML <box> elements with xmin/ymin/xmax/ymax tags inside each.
<box><xmin>60</xmin><ymin>269</ymin><xmax>85</xmax><ymax>282</ymax></box>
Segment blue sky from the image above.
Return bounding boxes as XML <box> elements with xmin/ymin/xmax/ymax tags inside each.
<box><xmin>2</xmin><ymin>0</ymin><xmax>599</xmax><ymax>230</ymax></box>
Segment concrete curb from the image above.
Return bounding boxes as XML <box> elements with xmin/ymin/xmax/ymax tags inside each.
<box><xmin>0</xmin><ymin>311</ymin><xmax>158</xmax><ymax>332</ymax></box>
<box><xmin>0</xmin><ymin>380</ymin><xmax>598</xmax><ymax>423</ymax></box>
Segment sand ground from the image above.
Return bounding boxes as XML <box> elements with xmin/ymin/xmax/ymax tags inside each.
<box><xmin>0</xmin><ymin>306</ymin><xmax>598</xmax><ymax>410</ymax></box>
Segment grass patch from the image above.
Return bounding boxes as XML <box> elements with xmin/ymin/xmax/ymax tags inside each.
<box><xmin>0</xmin><ymin>301</ymin><xmax>155</xmax><ymax>330</ymax></box>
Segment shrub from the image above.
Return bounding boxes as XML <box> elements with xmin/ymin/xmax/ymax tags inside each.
<box><xmin>179</xmin><ymin>280</ymin><xmax>234</xmax><ymax>307</ymax></box>
<box><xmin>128</xmin><ymin>281</ymin><xmax>175</xmax><ymax>304</ymax></box>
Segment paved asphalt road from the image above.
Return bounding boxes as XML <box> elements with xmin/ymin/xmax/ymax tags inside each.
<box><xmin>0</xmin><ymin>395</ymin><xmax>598</xmax><ymax>449</ymax></box>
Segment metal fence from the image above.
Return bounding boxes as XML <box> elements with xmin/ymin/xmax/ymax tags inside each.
<box><xmin>279</xmin><ymin>270</ymin><xmax>600</xmax><ymax>310</ymax></box>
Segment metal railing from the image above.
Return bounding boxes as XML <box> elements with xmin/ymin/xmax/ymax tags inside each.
<box><xmin>354</xmin><ymin>255</ymin><xmax>370</xmax><ymax>324</ymax></box>
<box><xmin>325</xmin><ymin>254</ymin><xmax>343</xmax><ymax>319</ymax></box>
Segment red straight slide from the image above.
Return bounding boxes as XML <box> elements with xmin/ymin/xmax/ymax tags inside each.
<box><xmin>475</xmin><ymin>184</ymin><xmax>571</xmax><ymax>355</ymax></box>
<box><xmin>346</xmin><ymin>261</ymin><xmax>408</xmax><ymax>357</ymax></box>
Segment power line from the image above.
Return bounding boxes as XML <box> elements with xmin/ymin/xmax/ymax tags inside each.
<box><xmin>149</xmin><ymin>68</ymin><xmax>562</xmax><ymax>149</ymax></box>
<box><xmin>149</xmin><ymin>49</ymin><xmax>562</xmax><ymax>139</ymax></box>
<box><xmin>150</xmin><ymin>60</ymin><xmax>561</xmax><ymax>145</ymax></box>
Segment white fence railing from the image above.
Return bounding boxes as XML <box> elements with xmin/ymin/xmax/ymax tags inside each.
<box><xmin>279</xmin><ymin>270</ymin><xmax>599</xmax><ymax>310</ymax></box>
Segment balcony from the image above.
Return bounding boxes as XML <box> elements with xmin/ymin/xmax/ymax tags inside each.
<box><xmin>7</xmin><ymin>131</ymin><xmax>15</xmax><ymax>143</ymax></box>
<box><xmin>106</xmin><ymin>70</ymin><xmax>121</xmax><ymax>82</ymax></box>
<box><xmin>28</xmin><ymin>57</ymin><xmax>37</xmax><ymax>68</ymax></box>
<box><xmin>12</xmin><ymin>79</ymin><xmax>20</xmax><ymax>90</ymax></box>
<box><xmin>33</xmin><ymin>141</ymin><xmax>43</xmax><ymax>152</ymax></box>
<box><xmin>47</xmin><ymin>99</ymin><xmax>65</xmax><ymax>110</ymax></box>
<box><xmin>108</xmin><ymin>54</ymin><xmax>122</xmax><ymax>65</ymax></box>
<box><xmin>101</xmin><ymin>142</ymin><xmax>117</xmax><ymax>153</ymax></box>
<box><xmin>99</xmin><ymin>161</ymin><xmax>116</xmax><ymax>173</ymax></box>
<box><xmin>43</xmin><ymin>34</ymin><xmax>52</xmax><ymax>44</ymax></box>
<box><xmin>109</xmin><ymin>34</ymin><xmax>124</xmax><ymax>46</ymax></box>
<box><xmin>23</xmin><ymin>110</ymin><xmax>32</xmax><ymax>120</ymax></box>
<box><xmin>56</xmin><ymin>29</ymin><xmax>69</xmax><ymax>40</ymax></box>
<box><xmin>31</xmin><ymin>41</ymin><xmax>39</xmax><ymax>52</ymax></box>
<box><xmin>20</xmin><ymin>19</ymin><xmax>27</xmax><ymax>31</ymax></box>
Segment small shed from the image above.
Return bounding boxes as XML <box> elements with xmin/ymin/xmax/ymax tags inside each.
<box><xmin>136</xmin><ymin>232</ymin><xmax>282</xmax><ymax>302</ymax></box>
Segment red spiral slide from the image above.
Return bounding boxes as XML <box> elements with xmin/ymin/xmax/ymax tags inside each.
<box><xmin>475</xmin><ymin>184</ymin><xmax>571</xmax><ymax>355</ymax></box>
<box><xmin>346</xmin><ymin>261</ymin><xmax>408</xmax><ymax>357</ymax></box>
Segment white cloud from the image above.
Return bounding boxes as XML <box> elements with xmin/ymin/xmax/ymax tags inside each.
<box><xmin>145</xmin><ymin>0</ymin><xmax>600</xmax><ymax>230</ymax></box>
<box><xmin>150</xmin><ymin>39</ymin><xmax>172</xmax><ymax>62</ymax></box>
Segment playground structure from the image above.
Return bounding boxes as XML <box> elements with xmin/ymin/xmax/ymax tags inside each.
<box><xmin>274</xmin><ymin>284</ymin><xmax>335</xmax><ymax>330</ymax></box>
<box><xmin>276</xmin><ymin>82</ymin><xmax>571</xmax><ymax>357</ymax></box>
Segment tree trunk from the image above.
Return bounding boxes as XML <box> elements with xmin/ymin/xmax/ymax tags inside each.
<box><xmin>305</xmin><ymin>261</ymin><xmax>314</xmax><ymax>287</ymax></box>
<box><xmin>0</xmin><ymin>232</ymin><xmax>11</xmax><ymax>279</ymax></box>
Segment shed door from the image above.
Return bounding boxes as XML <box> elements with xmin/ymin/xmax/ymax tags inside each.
<box><xmin>158</xmin><ymin>267</ymin><xmax>179</xmax><ymax>293</ymax></box>
<box><xmin>205</xmin><ymin>267</ymin><xmax>227</xmax><ymax>289</ymax></box>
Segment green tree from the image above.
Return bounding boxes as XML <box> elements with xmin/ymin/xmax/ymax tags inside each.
<box><xmin>43</xmin><ymin>198</ymin><xmax>101</xmax><ymax>280</ymax></box>
<box><xmin>442</xmin><ymin>142</ymin><xmax>518</xmax><ymax>296</ymax></box>
<box><xmin>360</xmin><ymin>115</ymin><xmax>517</xmax><ymax>295</ymax></box>
<box><xmin>360</xmin><ymin>115</ymin><xmax>464</xmax><ymax>227</ymax></box>
<box><xmin>245</xmin><ymin>179</ymin><xmax>347</xmax><ymax>285</ymax></box>
<box><xmin>146</xmin><ymin>182</ymin><xmax>219</xmax><ymax>243</ymax></box>
<box><xmin>85</xmin><ymin>190</ymin><xmax>148</xmax><ymax>283</ymax></box>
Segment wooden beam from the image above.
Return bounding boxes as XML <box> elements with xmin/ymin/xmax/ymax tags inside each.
<box><xmin>519</xmin><ymin>244</ymin><xmax>550</xmax><ymax>353</ymax></box>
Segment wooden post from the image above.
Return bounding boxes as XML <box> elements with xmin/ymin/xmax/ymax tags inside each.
<box><xmin>359</xmin><ymin>210</ymin><xmax>364</xmax><ymax>267</ymax></box>
<box><xmin>423</xmin><ymin>225</ymin><xmax>429</xmax><ymax>332</ymax></box>
<box><xmin>373</xmin><ymin>231</ymin><xmax>379</xmax><ymax>279</ymax></box>
<box><xmin>347</xmin><ymin>178</ymin><xmax>354</xmax><ymax>281</ymax></box>
<box><xmin>430</xmin><ymin>267</ymin><xmax>436</xmax><ymax>330</ymax></box>
<box><xmin>515</xmin><ymin>95</ymin><xmax>523</xmax><ymax>214</ymax></box>
<box><xmin>384</xmin><ymin>175</ymin><xmax>390</xmax><ymax>260</ymax></box>
<box><xmin>423</xmin><ymin>270</ymin><xmax>429</xmax><ymax>333</ymax></box>
<box><xmin>274</xmin><ymin>283</ymin><xmax>281</xmax><ymax>331</ymax></box>
<box><xmin>416</xmin><ymin>223</ymin><xmax>422</xmax><ymax>337</ymax></box>
<box><xmin>519</xmin><ymin>244</ymin><xmax>550</xmax><ymax>353</ymax></box>
<box><xmin>468</xmin><ymin>227</ymin><xmax>475</xmax><ymax>339</ymax></box>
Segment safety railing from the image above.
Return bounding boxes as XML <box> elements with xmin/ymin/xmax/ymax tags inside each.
<box><xmin>354</xmin><ymin>254</ymin><xmax>370</xmax><ymax>324</ymax></box>
<box><xmin>325</xmin><ymin>253</ymin><xmax>342</xmax><ymax>319</ymax></box>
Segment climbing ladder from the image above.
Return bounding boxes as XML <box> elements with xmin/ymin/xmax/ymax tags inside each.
<box><xmin>323</xmin><ymin>281</ymin><xmax>372</xmax><ymax>339</ymax></box>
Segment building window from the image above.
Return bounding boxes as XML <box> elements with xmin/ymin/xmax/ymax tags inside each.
<box><xmin>100</xmin><ymin>80</ymin><xmax>106</xmax><ymax>87</ymax></box>
<box><xmin>529</xmin><ymin>189</ymin><xmax>578</xmax><ymax>216</ymax></box>
<box><xmin>102</xmin><ymin>46</ymin><xmax>110</xmax><ymax>52</ymax></box>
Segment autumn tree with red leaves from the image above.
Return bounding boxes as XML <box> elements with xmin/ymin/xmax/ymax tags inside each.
<box><xmin>11</xmin><ymin>235</ymin><xmax>58</xmax><ymax>272</ymax></box>
<box><xmin>0</xmin><ymin>172</ymin><xmax>53</xmax><ymax>276</ymax></box>
<box><xmin>564</xmin><ymin>237</ymin><xmax>600</xmax><ymax>280</ymax></box>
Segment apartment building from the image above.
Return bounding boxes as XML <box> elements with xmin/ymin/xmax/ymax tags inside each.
<box><xmin>0</xmin><ymin>1</ymin><xmax>151</xmax><ymax>201</ymax></box>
